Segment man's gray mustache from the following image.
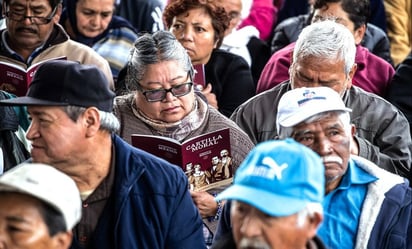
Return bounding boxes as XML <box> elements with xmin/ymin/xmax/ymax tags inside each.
<box><xmin>238</xmin><ymin>238</ymin><xmax>271</xmax><ymax>249</ymax></box>
<box><xmin>321</xmin><ymin>155</ymin><xmax>343</xmax><ymax>165</ymax></box>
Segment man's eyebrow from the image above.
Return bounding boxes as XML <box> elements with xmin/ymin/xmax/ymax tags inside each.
<box><xmin>292</xmin><ymin>129</ymin><xmax>313</xmax><ymax>137</ymax></box>
<box><xmin>6</xmin><ymin>215</ymin><xmax>30</xmax><ymax>224</ymax></box>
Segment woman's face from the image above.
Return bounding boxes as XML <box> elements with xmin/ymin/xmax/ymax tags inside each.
<box><xmin>75</xmin><ymin>0</ymin><xmax>114</xmax><ymax>38</ymax></box>
<box><xmin>135</xmin><ymin>60</ymin><xmax>196</xmax><ymax>123</ymax></box>
<box><xmin>170</xmin><ymin>7</ymin><xmax>217</xmax><ymax>65</ymax></box>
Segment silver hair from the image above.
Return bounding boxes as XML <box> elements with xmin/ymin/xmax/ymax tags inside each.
<box><xmin>292</xmin><ymin>20</ymin><xmax>356</xmax><ymax>75</ymax></box>
<box><xmin>126</xmin><ymin>30</ymin><xmax>194</xmax><ymax>91</ymax></box>
<box><xmin>63</xmin><ymin>106</ymin><xmax>120</xmax><ymax>133</ymax></box>
<box><xmin>278</xmin><ymin>111</ymin><xmax>351</xmax><ymax>139</ymax></box>
<box><xmin>296</xmin><ymin>202</ymin><xmax>323</xmax><ymax>228</ymax></box>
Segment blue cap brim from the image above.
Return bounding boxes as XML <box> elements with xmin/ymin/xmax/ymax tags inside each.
<box><xmin>216</xmin><ymin>184</ymin><xmax>309</xmax><ymax>217</ymax></box>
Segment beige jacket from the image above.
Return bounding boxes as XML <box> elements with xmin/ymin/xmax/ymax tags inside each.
<box><xmin>0</xmin><ymin>24</ymin><xmax>114</xmax><ymax>89</ymax></box>
<box><xmin>384</xmin><ymin>0</ymin><xmax>412</xmax><ymax>66</ymax></box>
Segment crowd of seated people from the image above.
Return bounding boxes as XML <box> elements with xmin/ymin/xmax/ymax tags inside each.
<box><xmin>0</xmin><ymin>0</ymin><xmax>410</xmax><ymax>248</ymax></box>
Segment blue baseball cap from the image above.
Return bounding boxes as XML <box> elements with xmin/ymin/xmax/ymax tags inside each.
<box><xmin>216</xmin><ymin>139</ymin><xmax>325</xmax><ymax>216</ymax></box>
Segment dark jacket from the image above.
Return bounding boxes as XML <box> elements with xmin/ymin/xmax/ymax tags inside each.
<box><xmin>387</xmin><ymin>50</ymin><xmax>412</xmax><ymax>135</ymax></box>
<box><xmin>230</xmin><ymin>82</ymin><xmax>412</xmax><ymax>180</ymax></box>
<box><xmin>270</xmin><ymin>14</ymin><xmax>393</xmax><ymax>66</ymax></box>
<box><xmin>70</xmin><ymin>135</ymin><xmax>206</xmax><ymax>249</ymax></box>
<box><xmin>205</xmin><ymin>49</ymin><xmax>255</xmax><ymax>117</ymax></box>
<box><xmin>0</xmin><ymin>91</ymin><xmax>30</xmax><ymax>172</ymax></box>
<box><xmin>115</xmin><ymin>0</ymin><xmax>164</xmax><ymax>33</ymax></box>
<box><xmin>247</xmin><ymin>37</ymin><xmax>272</xmax><ymax>87</ymax></box>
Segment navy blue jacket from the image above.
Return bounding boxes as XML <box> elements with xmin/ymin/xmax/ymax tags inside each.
<box><xmin>70</xmin><ymin>135</ymin><xmax>206</xmax><ymax>249</ymax></box>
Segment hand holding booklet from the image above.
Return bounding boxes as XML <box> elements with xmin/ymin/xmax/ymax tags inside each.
<box><xmin>0</xmin><ymin>56</ymin><xmax>67</xmax><ymax>96</ymax></box>
<box><xmin>132</xmin><ymin>128</ymin><xmax>233</xmax><ymax>192</ymax></box>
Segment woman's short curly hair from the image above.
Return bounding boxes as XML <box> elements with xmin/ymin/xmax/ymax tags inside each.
<box><xmin>163</xmin><ymin>0</ymin><xmax>230</xmax><ymax>48</ymax></box>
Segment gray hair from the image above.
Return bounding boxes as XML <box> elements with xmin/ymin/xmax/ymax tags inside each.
<box><xmin>63</xmin><ymin>106</ymin><xmax>120</xmax><ymax>133</ymax></box>
<box><xmin>296</xmin><ymin>202</ymin><xmax>323</xmax><ymax>227</ymax></box>
<box><xmin>126</xmin><ymin>30</ymin><xmax>194</xmax><ymax>91</ymax></box>
<box><xmin>292</xmin><ymin>20</ymin><xmax>356</xmax><ymax>75</ymax></box>
<box><xmin>278</xmin><ymin>111</ymin><xmax>352</xmax><ymax>139</ymax></box>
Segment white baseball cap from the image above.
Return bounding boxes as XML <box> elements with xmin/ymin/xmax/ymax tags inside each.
<box><xmin>0</xmin><ymin>163</ymin><xmax>82</xmax><ymax>231</ymax></box>
<box><xmin>277</xmin><ymin>87</ymin><xmax>352</xmax><ymax>131</ymax></box>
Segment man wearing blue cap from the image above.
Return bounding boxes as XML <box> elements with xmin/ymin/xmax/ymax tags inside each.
<box><xmin>213</xmin><ymin>139</ymin><xmax>327</xmax><ymax>249</ymax></box>
<box><xmin>0</xmin><ymin>60</ymin><xmax>206</xmax><ymax>249</ymax></box>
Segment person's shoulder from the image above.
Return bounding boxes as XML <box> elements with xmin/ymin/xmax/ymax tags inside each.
<box><xmin>352</xmin><ymin>155</ymin><xmax>409</xmax><ymax>190</ymax></box>
<box><xmin>348</xmin><ymin>86</ymin><xmax>398</xmax><ymax>109</ymax></box>
<box><xmin>366</xmin><ymin>23</ymin><xmax>388</xmax><ymax>39</ymax></box>
<box><xmin>114</xmin><ymin>93</ymin><xmax>134</xmax><ymax>109</ymax></box>
<box><xmin>356</xmin><ymin>45</ymin><xmax>392</xmax><ymax>66</ymax></box>
<box><xmin>235</xmin><ymin>83</ymin><xmax>289</xmax><ymax>111</ymax></box>
<box><xmin>207</xmin><ymin>107</ymin><xmax>252</xmax><ymax>137</ymax></box>
<box><xmin>210</xmin><ymin>49</ymin><xmax>248</xmax><ymax>64</ymax></box>
<box><xmin>275</xmin><ymin>14</ymin><xmax>309</xmax><ymax>30</ymax></box>
<box><xmin>109</xmin><ymin>25</ymin><xmax>139</xmax><ymax>39</ymax></box>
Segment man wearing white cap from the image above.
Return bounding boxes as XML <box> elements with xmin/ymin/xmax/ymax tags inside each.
<box><xmin>0</xmin><ymin>163</ymin><xmax>82</xmax><ymax>249</ymax></box>
<box><xmin>212</xmin><ymin>139</ymin><xmax>326</xmax><ymax>249</ymax></box>
<box><xmin>275</xmin><ymin>87</ymin><xmax>412</xmax><ymax>249</ymax></box>
<box><xmin>230</xmin><ymin>20</ymin><xmax>412</xmax><ymax>181</ymax></box>
<box><xmin>215</xmin><ymin>86</ymin><xmax>412</xmax><ymax>249</ymax></box>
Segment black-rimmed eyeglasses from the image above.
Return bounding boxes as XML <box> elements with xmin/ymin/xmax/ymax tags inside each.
<box><xmin>138</xmin><ymin>82</ymin><xmax>194</xmax><ymax>102</ymax></box>
<box><xmin>5</xmin><ymin>6</ymin><xmax>58</xmax><ymax>25</ymax></box>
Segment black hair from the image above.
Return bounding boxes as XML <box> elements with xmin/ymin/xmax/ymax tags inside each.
<box><xmin>314</xmin><ymin>0</ymin><xmax>370</xmax><ymax>29</ymax></box>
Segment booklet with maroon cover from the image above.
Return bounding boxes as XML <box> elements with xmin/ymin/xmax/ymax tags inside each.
<box><xmin>0</xmin><ymin>56</ymin><xmax>67</xmax><ymax>96</ymax></box>
<box><xmin>131</xmin><ymin>128</ymin><xmax>233</xmax><ymax>191</ymax></box>
<box><xmin>193</xmin><ymin>64</ymin><xmax>206</xmax><ymax>89</ymax></box>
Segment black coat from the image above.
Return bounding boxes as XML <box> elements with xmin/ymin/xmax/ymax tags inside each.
<box><xmin>205</xmin><ymin>49</ymin><xmax>255</xmax><ymax>117</ymax></box>
<box><xmin>387</xmin><ymin>50</ymin><xmax>412</xmax><ymax>135</ymax></box>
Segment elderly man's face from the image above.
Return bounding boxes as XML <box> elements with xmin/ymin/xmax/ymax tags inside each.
<box><xmin>291</xmin><ymin>112</ymin><xmax>352</xmax><ymax>188</ymax></box>
<box><xmin>290</xmin><ymin>56</ymin><xmax>355</xmax><ymax>96</ymax></box>
<box><xmin>5</xmin><ymin>0</ymin><xmax>61</xmax><ymax>56</ymax></box>
<box><xmin>0</xmin><ymin>193</ymin><xmax>71</xmax><ymax>249</ymax></box>
<box><xmin>25</xmin><ymin>106</ymin><xmax>90</xmax><ymax>170</ymax></box>
<box><xmin>231</xmin><ymin>201</ymin><xmax>318</xmax><ymax>249</ymax></box>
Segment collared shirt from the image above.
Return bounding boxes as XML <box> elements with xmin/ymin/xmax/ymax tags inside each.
<box><xmin>74</xmin><ymin>145</ymin><xmax>116</xmax><ymax>248</ymax></box>
<box><xmin>318</xmin><ymin>158</ymin><xmax>378</xmax><ymax>249</ymax></box>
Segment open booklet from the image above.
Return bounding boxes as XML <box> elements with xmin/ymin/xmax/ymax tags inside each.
<box><xmin>0</xmin><ymin>56</ymin><xmax>67</xmax><ymax>96</ymax></box>
<box><xmin>131</xmin><ymin>128</ymin><xmax>233</xmax><ymax>192</ymax></box>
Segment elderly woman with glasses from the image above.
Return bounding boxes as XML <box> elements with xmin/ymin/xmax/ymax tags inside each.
<box><xmin>113</xmin><ymin>30</ymin><xmax>254</xmax><ymax>245</ymax></box>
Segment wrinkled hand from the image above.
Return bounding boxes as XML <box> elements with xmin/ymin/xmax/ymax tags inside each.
<box><xmin>201</xmin><ymin>84</ymin><xmax>218</xmax><ymax>109</ymax></box>
<box><xmin>190</xmin><ymin>190</ymin><xmax>218</xmax><ymax>218</ymax></box>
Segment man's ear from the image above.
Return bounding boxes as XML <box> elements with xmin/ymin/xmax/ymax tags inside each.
<box><xmin>51</xmin><ymin>231</ymin><xmax>73</xmax><ymax>249</ymax></box>
<box><xmin>353</xmin><ymin>24</ymin><xmax>366</xmax><ymax>45</ymax></box>
<box><xmin>351</xmin><ymin>124</ymin><xmax>356</xmax><ymax>137</ymax></box>
<box><xmin>52</xmin><ymin>3</ymin><xmax>63</xmax><ymax>24</ymax></box>
<box><xmin>345</xmin><ymin>63</ymin><xmax>357</xmax><ymax>89</ymax></box>
<box><xmin>82</xmin><ymin>107</ymin><xmax>101</xmax><ymax>137</ymax></box>
<box><xmin>308</xmin><ymin>212</ymin><xmax>323</xmax><ymax>238</ymax></box>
